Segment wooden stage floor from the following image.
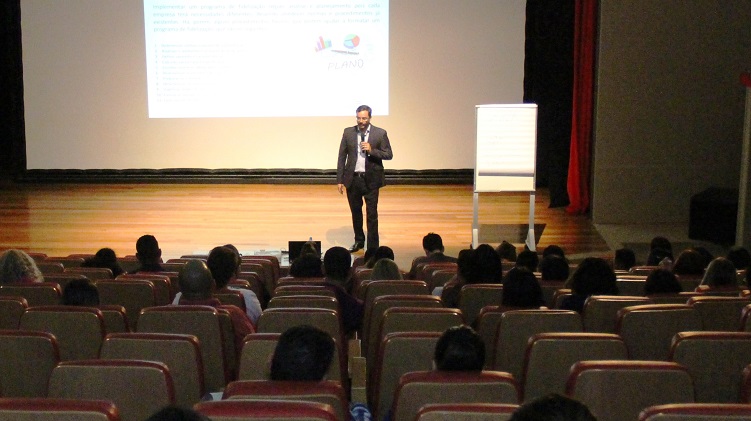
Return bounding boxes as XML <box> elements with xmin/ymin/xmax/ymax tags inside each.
<box><xmin>0</xmin><ymin>184</ymin><xmax>610</xmax><ymax>269</ymax></box>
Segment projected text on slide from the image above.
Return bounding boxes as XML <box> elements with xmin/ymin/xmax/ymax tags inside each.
<box><xmin>144</xmin><ymin>0</ymin><xmax>389</xmax><ymax>118</ymax></box>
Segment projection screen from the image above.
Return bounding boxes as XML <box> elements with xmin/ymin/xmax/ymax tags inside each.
<box><xmin>21</xmin><ymin>0</ymin><xmax>525</xmax><ymax>171</ymax></box>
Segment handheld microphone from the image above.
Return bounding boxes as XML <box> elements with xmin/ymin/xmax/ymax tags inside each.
<box><xmin>360</xmin><ymin>132</ymin><xmax>369</xmax><ymax>155</ymax></box>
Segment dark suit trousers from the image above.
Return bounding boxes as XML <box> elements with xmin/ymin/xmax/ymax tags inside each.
<box><xmin>346</xmin><ymin>175</ymin><xmax>379</xmax><ymax>249</ymax></box>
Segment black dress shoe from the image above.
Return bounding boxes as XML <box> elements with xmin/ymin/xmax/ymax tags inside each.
<box><xmin>348</xmin><ymin>242</ymin><xmax>365</xmax><ymax>253</ymax></box>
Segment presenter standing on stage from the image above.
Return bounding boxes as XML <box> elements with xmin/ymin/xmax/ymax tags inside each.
<box><xmin>337</xmin><ymin>105</ymin><xmax>393</xmax><ymax>253</ymax></box>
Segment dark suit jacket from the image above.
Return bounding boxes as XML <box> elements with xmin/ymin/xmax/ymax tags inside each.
<box><xmin>337</xmin><ymin>124</ymin><xmax>393</xmax><ymax>189</ymax></box>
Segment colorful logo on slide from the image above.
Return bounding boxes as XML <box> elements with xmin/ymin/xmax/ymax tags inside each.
<box><xmin>343</xmin><ymin>34</ymin><xmax>360</xmax><ymax>49</ymax></box>
<box><xmin>315</xmin><ymin>36</ymin><xmax>332</xmax><ymax>52</ymax></box>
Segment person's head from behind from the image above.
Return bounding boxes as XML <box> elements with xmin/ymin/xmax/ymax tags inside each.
<box><xmin>516</xmin><ymin>250</ymin><xmax>540</xmax><ymax>273</ymax></box>
<box><xmin>468</xmin><ymin>244</ymin><xmax>502</xmax><ymax>284</ymax></box>
<box><xmin>270</xmin><ymin>325</ymin><xmax>334</xmax><ymax>381</ymax></box>
<box><xmin>613</xmin><ymin>248</ymin><xmax>636</xmax><ymax>271</ymax></box>
<box><xmin>62</xmin><ymin>279</ymin><xmax>100</xmax><ymax>306</ymax></box>
<box><xmin>367</xmin><ymin>245</ymin><xmax>395</xmax><ymax>268</ymax></box>
<box><xmin>644</xmin><ymin>269</ymin><xmax>682</xmax><ymax>295</ymax></box>
<box><xmin>207</xmin><ymin>246</ymin><xmax>240</xmax><ymax>289</ymax></box>
<box><xmin>509</xmin><ymin>393</ymin><xmax>597</xmax><ymax>421</ymax></box>
<box><xmin>569</xmin><ymin>257</ymin><xmax>618</xmax><ymax>297</ymax></box>
<box><xmin>371</xmin><ymin>258</ymin><xmax>402</xmax><ymax>281</ymax></box>
<box><xmin>702</xmin><ymin>257</ymin><xmax>738</xmax><ymax>287</ymax></box>
<box><xmin>289</xmin><ymin>253</ymin><xmax>324</xmax><ymax>278</ymax></box>
<box><xmin>434</xmin><ymin>325</ymin><xmax>485</xmax><ymax>371</ymax></box>
<box><xmin>0</xmin><ymin>249</ymin><xmax>43</xmax><ymax>284</ymax></box>
<box><xmin>496</xmin><ymin>241</ymin><xmax>518</xmax><ymax>262</ymax></box>
<box><xmin>727</xmin><ymin>246</ymin><xmax>751</xmax><ymax>270</ymax></box>
<box><xmin>539</xmin><ymin>255</ymin><xmax>569</xmax><ymax>281</ymax></box>
<box><xmin>300</xmin><ymin>241</ymin><xmax>320</xmax><ymax>258</ymax></box>
<box><xmin>502</xmin><ymin>267</ymin><xmax>545</xmax><ymax>308</ymax></box>
<box><xmin>323</xmin><ymin>246</ymin><xmax>351</xmax><ymax>282</ymax></box>
<box><xmin>542</xmin><ymin>245</ymin><xmax>566</xmax><ymax>260</ymax></box>
<box><xmin>135</xmin><ymin>234</ymin><xmax>161</xmax><ymax>264</ymax></box>
<box><xmin>422</xmin><ymin>233</ymin><xmax>444</xmax><ymax>254</ymax></box>
<box><xmin>456</xmin><ymin>248</ymin><xmax>474</xmax><ymax>282</ymax></box>
<box><xmin>650</xmin><ymin>236</ymin><xmax>673</xmax><ymax>254</ymax></box>
<box><xmin>178</xmin><ymin>260</ymin><xmax>215</xmax><ymax>300</ymax></box>
<box><xmin>671</xmin><ymin>249</ymin><xmax>706</xmax><ymax>276</ymax></box>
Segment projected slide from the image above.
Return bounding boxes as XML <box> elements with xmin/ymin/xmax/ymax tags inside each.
<box><xmin>144</xmin><ymin>0</ymin><xmax>389</xmax><ymax>118</ymax></box>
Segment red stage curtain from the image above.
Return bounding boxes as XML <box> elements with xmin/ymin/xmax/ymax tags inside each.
<box><xmin>566</xmin><ymin>0</ymin><xmax>598</xmax><ymax>214</ymax></box>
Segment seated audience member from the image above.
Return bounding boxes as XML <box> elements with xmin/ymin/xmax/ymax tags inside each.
<box><xmin>727</xmin><ymin>246</ymin><xmax>751</xmax><ymax>270</ymax></box>
<box><xmin>434</xmin><ymin>325</ymin><xmax>485</xmax><ymax>371</ymax></box>
<box><xmin>407</xmin><ymin>233</ymin><xmax>458</xmax><ymax>279</ymax></box>
<box><xmin>646</xmin><ymin>247</ymin><xmax>673</xmax><ymax>267</ymax></box>
<box><xmin>501</xmin><ymin>267</ymin><xmax>545</xmax><ymax>309</ymax></box>
<box><xmin>440</xmin><ymin>248</ymin><xmax>474</xmax><ymax>308</ymax></box>
<box><xmin>509</xmin><ymin>393</ymin><xmax>597</xmax><ymax>421</ymax></box>
<box><xmin>270</xmin><ymin>325</ymin><xmax>335</xmax><ymax>381</ymax></box>
<box><xmin>470</xmin><ymin>244</ymin><xmax>503</xmax><ymax>284</ymax></box>
<box><xmin>214</xmin><ymin>246</ymin><xmax>262</xmax><ymax>324</ymax></box>
<box><xmin>130</xmin><ymin>234</ymin><xmax>164</xmax><ymax>273</ymax></box>
<box><xmin>371</xmin><ymin>258</ymin><xmax>402</xmax><ymax>281</ymax></box>
<box><xmin>516</xmin><ymin>249</ymin><xmax>540</xmax><ymax>273</ymax></box>
<box><xmin>671</xmin><ymin>249</ymin><xmax>705</xmax><ymax>278</ymax></box>
<box><xmin>644</xmin><ymin>268</ymin><xmax>682</xmax><ymax>295</ymax></box>
<box><xmin>146</xmin><ymin>405</ymin><xmax>211</xmax><ymax>421</ymax></box>
<box><xmin>323</xmin><ymin>246</ymin><xmax>364</xmax><ymax>335</ymax></box>
<box><xmin>177</xmin><ymin>259</ymin><xmax>255</xmax><ymax>354</ymax></box>
<box><xmin>0</xmin><ymin>249</ymin><xmax>44</xmax><ymax>284</ymax></box>
<box><xmin>539</xmin><ymin>255</ymin><xmax>569</xmax><ymax>281</ymax></box>
<box><xmin>81</xmin><ymin>247</ymin><xmax>124</xmax><ymax>277</ymax></box>
<box><xmin>561</xmin><ymin>257</ymin><xmax>618</xmax><ymax>313</ymax></box>
<box><xmin>289</xmin><ymin>240</ymin><xmax>324</xmax><ymax>278</ymax></box>
<box><xmin>496</xmin><ymin>240</ymin><xmax>518</xmax><ymax>263</ymax></box>
<box><xmin>613</xmin><ymin>248</ymin><xmax>636</xmax><ymax>271</ymax></box>
<box><xmin>693</xmin><ymin>246</ymin><xmax>714</xmax><ymax>268</ymax></box>
<box><xmin>541</xmin><ymin>245</ymin><xmax>566</xmax><ymax>260</ymax></box>
<box><xmin>650</xmin><ymin>236</ymin><xmax>673</xmax><ymax>256</ymax></box>
<box><xmin>366</xmin><ymin>246</ymin><xmax>395</xmax><ymax>269</ymax></box>
<box><xmin>697</xmin><ymin>256</ymin><xmax>743</xmax><ymax>293</ymax></box>
<box><xmin>62</xmin><ymin>279</ymin><xmax>100</xmax><ymax>306</ymax></box>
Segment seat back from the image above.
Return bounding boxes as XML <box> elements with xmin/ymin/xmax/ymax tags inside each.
<box><xmin>194</xmin><ymin>400</ymin><xmax>338</xmax><ymax>421</ymax></box>
<box><xmin>669</xmin><ymin>331</ymin><xmax>751</xmax><ymax>403</ymax></box>
<box><xmin>0</xmin><ymin>330</ymin><xmax>59</xmax><ymax>397</ymax></box>
<box><xmin>539</xmin><ymin>281</ymin><xmax>566</xmax><ymax>308</ymax></box>
<box><xmin>493</xmin><ymin>309</ymin><xmax>583</xmax><ymax>380</ymax></box>
<box><xmin>48</xmin><ymin>359</ymin><xmax>175</xmax><ymax>421</ymax></box>
<box><xmin>369</xmin><ymin>332</ymin><xmax>442</xmax><ymax>421</ymax></box>
<box><xmin>214</xmin><ymin>290</ymin><xmax>247</xmax><ymax>312</ymax></box>
<box><xmin>44</xmin><ymin>257</ymin><xmax>85</xmax><ymax>268</ymax></box>
<box><xmin>364</xmin><ymin>294</ymin><xmax>442</xmax><ymax>359</ymax></box>
<box><xmin>19</xmin><ymin>306</ymin><xmax>105</xmax><ymax>361</ymax></box>
<box><xmin>100</xmin><ymin>332</ymin><xmax>205</xmax><ymax>407</ymax></box>
<box><xmin>97</xmin><ymin>280</ymin><xmax>156</xmax><ymax>330</ymax></box>
<box><xmin>116</xmin><ymin>274</ymin><xmax>172</xmax><ymax>305</ymax></box>
<box><xmin>63</xmin><ymin>267</ymin><xmax>113</xmax><ymax>280</ymax></box>
<box><xmin>273</xmin><ymin>285</ymin><xmax>336</xmax><ymax>298</ymax></box>
<box><xmin>648</xmin><ymin>292</ymin><xmax>703</xmax><ymax>305</ymax></box>
<box><xmin>223</xmin><ymin>380</ymin><xmax>348</xmax><ymax>421</ymax></box>
<box><xmin>458</xmin><ymin>284</ymin><xmax>504</xmax><ymax>326</ymax></box>
<box><xmin>475</xmin><ymin>306</ymin><xmax>507</xmax><ymax>370</ymax></box>
<box><xmin>616</xmin><ymin>278</ymin><xmax>647</xmax><ymax>296</ymax></box>
<box><xmin>362</xmin><ymin>281</ymin><xmax>429</xmax><ymax>330</ymax></box>
<box><xmin>391</xmin><ymin>371</ymin><xmax>520</xmax><ymax>421</ymax></box>
<box><xmin>237</xmin><ymin>333</ymin><xmax>279</xmax><ymax>381</ymax></box>
<box><xmin>37</xmin><ymin>261</ymin><xmax>65</xmax><ymax>274</ymax></box>
<box><xmin>521</xmin><ymin>332</ymin><xmax>628</xmax><ymax>402</ymax></box>
<box><xmin>582</xmin><ymin>295</ymin><xmax>653</xmax><ymax>333</ymax></box>
<box><xmin>0</xmin><ymin>296</ymin><xmax>27</xmax><ymax>329</ymax></box>
<box><xmin>137</xmin><ymin>305</ymin><xmax>229</xmax><ymax>392</ymax></box>
<box><xmin>566</xmin><ymin>361</ymin><xmax>694</xmax><ymax>421</ymax></box>
<box><xmin>0</xmin><ymin>282</ymin><xmax>61</xmax><ymax>306</ymax></box>
<box><xmin>0</xmin><ymin>398</ymin><xmax>120</xmax><ymax>421</ymax></box>
<box><xmin>415</xmin><ymin>403</ymin><xmax>519</xmax><ymax>421</ymax></box>
<box><xmin>639</xmin><ymin>403</ymin><xmax>751</xmax><ymax>421</ymax></box>
<box><xmin>687</xmin><ymin>296</ymin><xmax>750</xmax><ymax>331</ymax></box>
<box><xmin>97</xmin><ymin>305</ymin><xmax>130</xmax><ymax>334</ymax></box>
<box><xmin>615</xmin><ymin>304</ymin><xmax>702</xmax><ymax>360</ymax></box>
<box><xmin>267</xmin><ymin>295</ymin><xmax>339</xmax><ymax>312</ymax></box>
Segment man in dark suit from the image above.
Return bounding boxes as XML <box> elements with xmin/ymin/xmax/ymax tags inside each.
<box><xmin>337</xmin><ymin>105</ymin><xmax>393</xmax><ymax>253</ymax></box>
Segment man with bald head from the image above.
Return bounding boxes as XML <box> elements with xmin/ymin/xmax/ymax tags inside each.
<box><xmin>177</xmin><ymin>259</ymin><xmax>255</xmax><ymax>355</ymax></box>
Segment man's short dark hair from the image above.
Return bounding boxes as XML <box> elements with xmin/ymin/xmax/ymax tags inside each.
<box><xmin>207</xmin><ymin>246</ymin><xmax>240</xmax><ymax>289</ymax></box>
<box><xmin>136</xmin><ymin>234</ymin><xmax>161</xmax><ymax>260</ymax></box>
<box><xmin>62</xmin><ymin>279</ymin><xmax>100</xmax><ymax>306</ymax></box>
<box><xmin>323</xmin><ymin>246</ymin><xmax>351</xmax><ymax>281</ymax></box>
<box><xmin>516</xmin><ymin>250</ymin><xmax>540</xmax><ymax>272</ymax></box>
<box><xmin>614</xmin><ymin>248</ymin><xmax>636</xmax><ymax>271</ymax></box>
<box><xmin>270</xmin><ymin>325</ymin><xmax>335</xmax><ymax>381</ymax></box>
<box><xmin>510</xmin><ymin>393</ymin><xmax>597</xmax><ymax>421</ymax></box>
<box><xmin>434</xmin><ymin>325</ymin><xmax>485</xmax><ymax>371</ymax></box>
<box><xmin>356</xmin><ymin>104</ymin><xmax>372</xmax><ymax>117</ymax></box>
<box><xmin>422</xmin><ymin>233</ymin><xmax>444</xmax><ymax>252</ymax></box>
